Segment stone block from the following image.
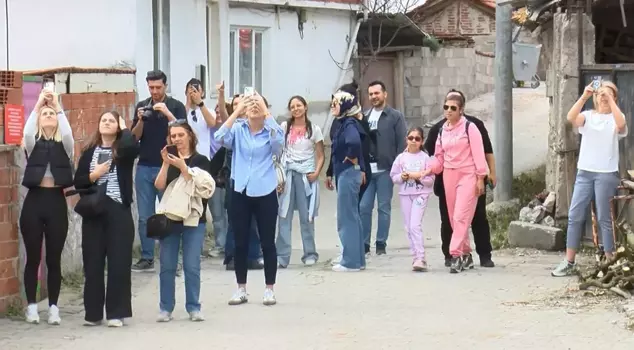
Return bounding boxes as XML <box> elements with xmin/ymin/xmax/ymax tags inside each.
<box><xmin>404</xmin><ymin>58</ymin><xmax>417</xmax><ymax>68</ymax></box>
<box><xmin>508</xmin><ymin>221</ymin><xmax>565</xmax><ymax>251</ymax></box>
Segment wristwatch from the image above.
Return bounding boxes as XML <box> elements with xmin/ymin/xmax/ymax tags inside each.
<box><xmin>198</xmin><ymin>101</ymin><xmax>204</xmax><ymax>108</ymax></box>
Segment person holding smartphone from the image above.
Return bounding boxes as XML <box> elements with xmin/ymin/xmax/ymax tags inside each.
<box><xmin>73</xmin><ymin>111</ymin><xmax>139</xmax><ymax>327</ymax></box>
<box><xmin>131</xmin><ymin>70</ymin><xmax>187</xmax><ymax>273</ymax></box>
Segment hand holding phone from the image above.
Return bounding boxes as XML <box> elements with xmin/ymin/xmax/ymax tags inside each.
<box><xmin>244</xmin><ymin>86</ymin><xmax>255</xmax><ymax>97</ymax></box>
<box><xmin>166</xmin><ymin>145</ymin><xmax>179</xmax><ymax>157</ymax></box>
<box><xmin>97</xmin><ymin>152</ymin><xmax>112</xmax><ymax>165</ymax></box>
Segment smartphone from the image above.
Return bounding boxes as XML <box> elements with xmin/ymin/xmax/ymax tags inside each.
<box><xmin>244</xmin><ymin>86</ymin><xmax>255</xmax><ymax>97</ymax></box>
<box><xmin>43</xmin><ymin>81</ymin><xmax>55</xmax><ymax>91</ymax></box>
<box><xmin>166</xmin><ymin>145</ymin><xmax>179</xmax><ymax>157</ymax></box>
<box><xmin>97</xmin><ymin>152</ymin><xmax>111</xmax><ymax>165</ymax></box>
<box><xmin>591</xmin><ymin>78</ymin><xmax>601</xmax><ymax>90</ymax></box>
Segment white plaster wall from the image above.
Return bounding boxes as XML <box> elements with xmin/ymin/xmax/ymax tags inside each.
<box><xmin>4</xmin><ymin>0</ymin><xmax>136</xmax><ymax>71</ymax></box>
<box><xmin>228</xmin><ymin>6</ymin><xmax>355</xmax><ymax>128</ymax></box>
<box><xmin>0</xmin><ymin>0</ymin><xmax>7</xmax><ymax>70</ymax></box>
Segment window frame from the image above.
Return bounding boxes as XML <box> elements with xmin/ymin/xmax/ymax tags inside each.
<box><xmin>229</xmin><ymin>26</ymin><xmax>265</xmax><ymax>96</ymax></box>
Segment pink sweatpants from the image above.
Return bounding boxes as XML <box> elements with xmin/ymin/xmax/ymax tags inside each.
<box><xmin>443</xmin><ymin>168</ymin><xmax>478</xmax><ymax>257</ymax></box>
<box><xmin>399</xmin><ymin>194</ymin><xmax>430</xmax><ymax>260</ymax></box>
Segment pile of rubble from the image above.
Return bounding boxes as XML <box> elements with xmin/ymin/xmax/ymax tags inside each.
<box><xmin>518</xmin><ymin>190</ymin><xmax>556</xmax><ymax>226</ymax></box>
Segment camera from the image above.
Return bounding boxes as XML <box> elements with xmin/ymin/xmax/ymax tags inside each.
<box><xmin>141</xmin><ymin>105</ymin><xmax>156</xmax><ymax>121</ymax></box>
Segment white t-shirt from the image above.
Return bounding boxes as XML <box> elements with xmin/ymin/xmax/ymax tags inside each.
<box><xmin>187</xmin><ymin>106</ymin><xmax>215</xmax><ymax>160</ymax></box>
<box><xmin>281</xmin><ymin>121</ymin><xmax>324</xmax><ymax>172</ymax></box>
<box><xmin>577</xmin><ymin>110</ymin><xmax>628</xmax><ymax>173</ymax></box>
<box><xmin>368</xmin><ymin>108</ymin><xmax>383</xmax><ymax>173</ymax></box>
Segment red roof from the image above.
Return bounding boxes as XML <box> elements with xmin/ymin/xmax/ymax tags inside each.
<box><xmin>409</xmin><ymin>0</ymin><xmax>496</xmax><ymax>16</ymax></box>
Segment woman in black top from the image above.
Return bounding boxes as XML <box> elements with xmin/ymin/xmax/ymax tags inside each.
<box><xmin>154</xmin><ymin>121</ymin><xmax>213</xmax><ymax>323</ymax></box>
<box><xmin>73</xmin><ymin>111</ymin><xmax>139</xmax><ymax>327</ymax></box>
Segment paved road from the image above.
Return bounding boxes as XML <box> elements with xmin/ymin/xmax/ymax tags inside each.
<box><xmin>2</xmin><ymin>190</ymin><xmax>633</xmax><ymax>350</ymax></box>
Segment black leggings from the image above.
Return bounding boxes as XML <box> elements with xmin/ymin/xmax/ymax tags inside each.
<box><xmin>82</xmin><ymin>197</ymin><xmax>134</xmax><ymax>322</ymax></box>
<box><xmin>19</xmin><ymin>187</ymin><xmax>68</xmax><ymax>306</ymax></box>
<box><xmin>230</xmin><ymin>189</ymin><xmax>278</xmax><ymax>285</ymax></box>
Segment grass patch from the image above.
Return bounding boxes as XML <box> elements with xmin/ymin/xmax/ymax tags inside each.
<box><xmin>0</xmin><ymin>297</ymin><xmax>23</xmax><ymax>319</ymax></box>
<box><xmin>488</xmin><ymin>165</ymin><xmax>547</xmax><ymax>250</ymax></box>
<box><xmin>61</xmin><ymin>269</ymin><xmax>84</xmax><ymax>292</ymax></box>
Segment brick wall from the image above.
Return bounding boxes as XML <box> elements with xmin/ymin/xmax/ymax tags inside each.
<box><xmin>417</xmin><ymin>0</ymin><xmax>495</xmax><ymax>38</ymax></box>
<box><xmin>0</xmin><ymin>146</ymin><xmax>21</xmax><ymax>313</ymax></box>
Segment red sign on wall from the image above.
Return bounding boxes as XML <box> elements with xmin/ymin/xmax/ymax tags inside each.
<box><xmin>4</xmin><ymin>104</ymin><xmax>25</xmax><ymax>145</ymax></box>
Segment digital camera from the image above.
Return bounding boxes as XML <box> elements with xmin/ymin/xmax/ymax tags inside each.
<box><xmin>141</xmin><ymin>105</ymin><xmax>157</xmax><ymax>121</ymax></box>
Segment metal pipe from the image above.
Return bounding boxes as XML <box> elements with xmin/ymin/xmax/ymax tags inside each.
<box><xmin>493</xmin><ymin>3</ymin><xmax>514</xmax><ymax>201</ymax></box>
<box><xmin>577</xmin><ymin>3</ymin><xmax>584</xmax><ymax>95</ymax></box>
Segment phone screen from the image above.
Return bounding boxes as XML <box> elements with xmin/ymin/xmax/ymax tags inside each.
<box><xmin>97</xmin><ymin>152</ymin><xmax>111</xmax><ymax>164</ymax></box>
<box><xmin>244</xmin><ymin>86</ymin><xmax>254</xmax><ymax>96</ymax></box>
<box><xmin>43</xmin><ymin>81</ymin><xmax>55</xmax><ymax>91</ymax></box>
<box><xmin>167</xmin><ymin>145</ymin><xmax>179</xmax><ymax>157</ymax></box>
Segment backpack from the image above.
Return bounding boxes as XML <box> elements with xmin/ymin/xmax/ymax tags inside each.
<box><xmin>438</xmin><ymin>120</ymin><xmax>471</xmax><ymax>147</ymax></box>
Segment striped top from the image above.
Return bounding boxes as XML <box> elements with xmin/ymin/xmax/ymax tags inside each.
<box><xmin>89</xmin><ymin>147</ymin><xmax>122</xmax><ymax>203</ymax></box>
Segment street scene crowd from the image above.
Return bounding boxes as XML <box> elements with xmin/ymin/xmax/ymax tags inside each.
<box><xmin>18</xmin><ymin>69</ymin><xmax>626</xmax><ymax>328</ymax></box>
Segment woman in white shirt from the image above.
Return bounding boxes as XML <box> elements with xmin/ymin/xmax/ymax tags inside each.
<box><xmin>552</xmin><ymin>81</ymin><xmax>627</xmax><ymax>277</ymax></box>
<box><xmin>276</xmin><ymin>96</ymin><xmax>325</xmax><ymax>268</ymax></box>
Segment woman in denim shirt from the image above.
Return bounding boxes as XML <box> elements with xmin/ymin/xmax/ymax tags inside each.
<box><xmin>215</xmin><ymin>92</ymin><xmax>284</xmax><ymax>305</ymax></box>
<box><xmin>552</xmin><ymin>80</ymin><xmax>627</xmax><ymax>277</ymax></box>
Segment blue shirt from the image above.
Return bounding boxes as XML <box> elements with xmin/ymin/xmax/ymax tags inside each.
<box><xmin>214</xmin><ymin>117</ymin><xmax>284</xmax><ymax>197</ymax></box>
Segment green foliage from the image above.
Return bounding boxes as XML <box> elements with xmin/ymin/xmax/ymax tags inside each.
<box><xmin>422</xmin><ymin>36</ymin><xmax>441</xmax><ymax>53</ymax></box>
<box><xmin>488</xmin><ymin>165</ymin><xmax>547</xmax><ymax>250</ymax></box>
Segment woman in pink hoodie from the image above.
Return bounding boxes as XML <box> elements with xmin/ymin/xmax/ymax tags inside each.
<box><xmin>423</xmin><ymin>94</ymin><xmax>489</xmax><ymax>273</ymax></box>
<box><xmin>390</xmin><ymin>127</ymin><xmax>435</xmax><ymax>272</ymax></box>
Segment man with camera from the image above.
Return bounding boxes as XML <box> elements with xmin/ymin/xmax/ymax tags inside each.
<box><xmin>131</xmin><ymin>70</ymin><xmax>187</xmax><ymax>272</ymax></box>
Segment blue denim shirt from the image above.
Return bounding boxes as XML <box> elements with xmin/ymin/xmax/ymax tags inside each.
<box><xmin>215</xmin><ymin>117</ymin><xmax>284</xmax><ymax>197</ymax></box>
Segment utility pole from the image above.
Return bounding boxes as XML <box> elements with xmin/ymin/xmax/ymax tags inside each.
<box><xmin>494</xmin><ymin>3</ymin><xmax>513</xmax><ymax>202</ymax></box>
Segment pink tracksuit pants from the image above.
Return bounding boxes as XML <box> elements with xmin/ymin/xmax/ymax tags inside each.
<box><xmin>398</xmin><ymin>193</ymin><xmax>430</xmax><ymax>261</ymax></box>
<box><xmin>443</xmin><ymin>168</ymin><xmax>478</xmax><ymax>257</ymax></box>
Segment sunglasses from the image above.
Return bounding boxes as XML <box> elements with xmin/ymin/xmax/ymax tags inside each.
<box><xmin>443</xmin><ymin>105</ymin><xmax>458</xmax><ymax>112</ymax></box>
<box><xmin>190</xmin><ymin>110</ymin><xmax>198</xmax><ymax>123</ymax></box>
<box><xmin>168</xmin><ymin>119</ymin><xmax>188</xmax><ymax>127</ymax></box>
<box><xmin>407</xmin><ymin>136</ymin><xmax>422</xmax><ymax>142</ymax></box>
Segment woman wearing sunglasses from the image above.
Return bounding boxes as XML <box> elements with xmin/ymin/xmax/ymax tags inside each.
<box><xmin>423</xmin><ymin>94</ymin><xmax>488</xmax><ymax>273</ymax></box>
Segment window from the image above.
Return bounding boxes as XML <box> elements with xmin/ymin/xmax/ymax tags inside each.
<box><xmin>229</xmin><ymin>28</ymin><xmax>263</xmax><ymax>96</ymax></box>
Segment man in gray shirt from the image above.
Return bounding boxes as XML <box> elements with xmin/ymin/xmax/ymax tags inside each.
<box><xmin>360</xmin><ymin>81</ymin><xmax>407</xmax><ymax>255</ymax></box>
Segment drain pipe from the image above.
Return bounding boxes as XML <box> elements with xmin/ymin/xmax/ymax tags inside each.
<box><xmin>323</xmin><ymin>2</ymin><xmax>365</xmax><ymax>135</ymax></box>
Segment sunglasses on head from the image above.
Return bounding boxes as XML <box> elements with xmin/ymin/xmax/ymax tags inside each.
<box><xmin>407</xmin><ymin>135</ymin><xmax>422</xmax><ymax>142</ymax></box>
<box><xmin>190</xmin><ymin>110</ymin><xmax>198</xmax><ymax>123</ymax></box>
<box><xmin>168</xmin><ymin>119</ymin><xmax>188</xmax><ymax>127</ymax></box>
<box><xmin>443</xmin><ymin>105</ymin><xmax>458</xmax><ymax>112</ymax></box>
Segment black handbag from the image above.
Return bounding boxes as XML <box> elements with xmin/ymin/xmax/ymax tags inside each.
<box><xmin>70</xmin><ymin>162</ymin><xmax>115</xmax><ymax>218</ymax></box>
<box><xmin>146</xmin><ymin>213</ymin><xmax>173</xmax><ymax>240</ymax></box>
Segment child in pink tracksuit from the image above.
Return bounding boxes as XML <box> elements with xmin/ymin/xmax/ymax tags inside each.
<box><xmin>390</xmin><ymin>127</ymin><xmax>435</xmax><ymax>272</ymax></box>
<box><xmin>425</xmin><ymin>94</ymin><xmax>488</xmax><ymax>273</ymax></box>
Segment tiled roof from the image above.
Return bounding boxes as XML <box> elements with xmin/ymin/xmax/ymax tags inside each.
<box><xmin>478</xmin><ymin>0</ymin><xmax>496</xmax><ymax>9</ymax></box>
<box><xmin>409</xmin><ymin>0</ymin><xmax>496</xmax><ymax>15</ymax></box>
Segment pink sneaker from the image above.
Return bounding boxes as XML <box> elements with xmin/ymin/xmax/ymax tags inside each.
<box><xmin>412</xmin><ymin>259</ymin><xmax>428</xmax><ymax>272</ymax></box>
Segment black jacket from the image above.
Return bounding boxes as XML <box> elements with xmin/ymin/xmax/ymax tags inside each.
<box><xmin>22</xmin><ymin>139</ymin><xmax>73</xmax><ymax>189</ymax></box>
<box><xmin>326</xmin><ymin>117</ymin><xmax>372</xmax><ymax>184</ymax></box>
<box><xmin>73</xmin><ymin>130</ymin><xmax>140</xmax><ymax>207</ymax></box>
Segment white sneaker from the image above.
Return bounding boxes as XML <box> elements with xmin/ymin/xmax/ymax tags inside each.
<box><xmin>107</xmin><ymin>319</ymin><xmax>124</xmax><ymax>327</ymax></box>
<box><xmin>304</xmin><ymin>258</ymin><xmax>317</xmax><ymax>266</ymax></box>
<box><xmin>330</xmin><ymin>255</ymin><xmax>342</xmax><ymax>266</ymax></box>
<box><xmin>189</xmin><ymin>311</ymin><xmax>205</xmax><ymax>322</ymax></box>
<box><xmin>332</xmin><ymin>264</ymin><xmax>361</xmax><ymax>272</ymax></box>
<box><xmin>25</xmin><ymin>304</ymin><xmax>39</xmax><ymax>324</ymax></box>
<box><xmin>84</xmin><ymin>320</ymin><xmax>102</xmax><ymax>326</ymax></box>
<box><xmin>156</xmin><ymin>311</ymin><xmax>173</xmax><ymax>322</ymax></box>
<box><xmin>47</xmin><ymin>305</ymin><xmax>61</xmax><ymax>325</ymax></box>
<box><xmin>228</xmin><ymin>287</ymin><xmax>248</xmax><ymax>305</ymax></box>
<box><xmin>263</xmin><ymin>288</ymin><xmax>276</xmax><ymax>306</ymax></box>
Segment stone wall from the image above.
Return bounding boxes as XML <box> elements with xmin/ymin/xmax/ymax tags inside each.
<box><xmin>403</xmin><ymin>45</ymin><xmax>495</xmax><ymax>125</ymax></box>
<box><xmin>0</xmin><ymin>146</ymin><xmax>21</xmax><ymax>313</ymax></box>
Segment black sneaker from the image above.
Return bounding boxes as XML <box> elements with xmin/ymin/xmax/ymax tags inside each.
<box><xmin>480</xmin><ymin>258</ymin><xmax>495</xmax><ymax>268</ymax></box>
<box><xmin>225</xmin><ymin>260</ymin><xmax>235</xmax><ymax>271</ymax></box>
<box><xmin>131</xmin><ymin>259</ymin><xmax>154</xmax><ymax>272</ymax></box>
<box><xmin>449</xmin><ymin>256</ymin><xmax>463</xmax><ymax>274</ymax></box>
<box><xmin>444</xmin><ymin>258</ymin><xmax>451</xmax><ymax>267</ymax></box>
<box><xmin>462</xmin><ymin>254</ymin><xmax>475</xmax><ymax>270</ymax></box>
<box><xmin>376</xmin><ymin>244</ymin><xmax>386</xmax><ymax>256</ymax></box>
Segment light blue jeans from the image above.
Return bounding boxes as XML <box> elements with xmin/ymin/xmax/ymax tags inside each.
<box><xmin>276</xmin><ymin>171</ymin><xmax>318</xmax><ymax>266</ymax></box>
<box><xmin>336</xmin><ymin>167</ymin><xmax>366</xmax><ymax>269</ymax></box>
<box><xmin>360</xmin><ymin>170</ymin><xmax>394</xmax><ymax>247</ymax></box>
<box><xmin>135</xmin><ymin>165</ymin><xmax>163</xmax><ymax>261</ymax></box>
<box><xmin>567</xmin><ymin>170</ymin><xmax>620</xmax><ymax>253</ymax></box>
<box><xmin>159</xmin><ymin>222</ymin><xmax>206</xmax><ymax>313</ymax></box>
<box><xmin>210</xmin><ymin>187</ymin><xmax>228</xmax><ymax>250</ymax></box>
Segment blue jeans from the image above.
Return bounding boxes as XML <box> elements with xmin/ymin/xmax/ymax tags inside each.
<box><xmin>276</xmin><ymin>171</ymin><xmax>318</xmax><ymax>266</ymax></box>
<box><xmin>159</xmin><ymin>222</ymin><xmax>205</xmax><ymax>313</ymax></box>
<box><xmin>360</xmin><ymin>170</ymin><xmax>394</xmax><ymax>247</ymax></box>
<box><xmin>336</xmin><ymin>167</ymin><xmax>365</xmax><ymax>269</ymax></box>
<box><xmin>567</xmin><ymin>170</ymin><xmax>620</xmax><ymax>253</ymax></box>
<box><xmin>136</xmin><ymin>165</ymin><xmax>163</xmax><ymax>260</ymax></box>
<box><xmin>210</xmin><ymin>188</ymin><xmax>228</xmax><ymax>250</ymax></box>
<box><xmin>225</xmin><ymin>217</ymin><xmax>262</xmax><ymax>261</ymax></box>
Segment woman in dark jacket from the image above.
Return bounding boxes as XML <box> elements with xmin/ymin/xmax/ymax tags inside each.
<box><xmin>73</xmin><ymin>111</ymin><xmax>139</xmax><ymax>328</ymax></box>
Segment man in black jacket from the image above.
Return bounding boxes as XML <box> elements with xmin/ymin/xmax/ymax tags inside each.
<box><xmin>424</xmin><ymin>89</ymin><xmax>497</xmax><ymax>268</ymax></box>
